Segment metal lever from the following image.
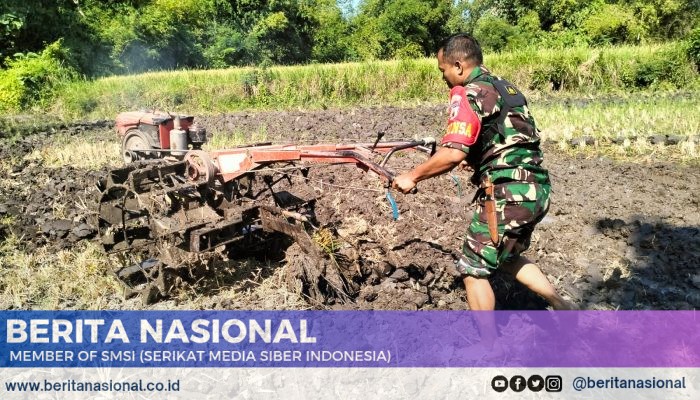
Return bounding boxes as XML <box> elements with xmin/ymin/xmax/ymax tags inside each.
<box><xmin>380</xmin><ymin>137</ymin><xmax>436</xmax><ymax>167</ymax></box>
<box><xmin>371</xmin><ymin>131</ymin><xmax>385</xmax><ymax>151</ymax></box>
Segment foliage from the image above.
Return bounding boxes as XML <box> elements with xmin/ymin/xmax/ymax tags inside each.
<box><xmin>0</xmin><ymin>0</ymin><xmax>698</xmax><ymax>113</ymax></box>
<box><xmin>350</xmin><ymin>0</ymin><xmax>452</xmax><ymax>59</ymax></box>
<box><xmin>582</xmin><ymin>4</ymin><xmax>643</xmax><ymax>45</ymax></box>
<box><xmin>688</xmin><ymin>26</ymin><xmax>700</xmax><ymax>70</ymax></box>
<box><xmin>0</xmin><ymin>12</ymin><xmax>23</xmax><ymax>61</ymax></box>
<box><xmin>0</xmin><ymin>40</ymin><xmax>77</xmax><ymax>112</ymax></box>
<box><xmin>49</xmin><ymin>44</ymin><xmax>699</xmax><ymax>121</ymax></box>
<box><xmin>630</xmin><ymin>45</ymin><xmax>694</xmax><ymax>88</ymax></box>
<box><xmin>474</xmin><ymin>15</ymin><xmax>520</xmax><ymax>52</ymax></box>
<box><xmin>308</xmin><ymin>0</ymin><xmax>352</xmax><ymax>62</ymax></box>
<box><xmin>488</xmin><ymin>0</ymin><xmax>699</xmax><ymax>47</ymax></box>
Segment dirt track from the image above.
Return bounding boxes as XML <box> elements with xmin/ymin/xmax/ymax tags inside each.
<box><xmin>1</xmin><ymin>105</ymin><xmax>698</xmax><ymax>310</ymax></box>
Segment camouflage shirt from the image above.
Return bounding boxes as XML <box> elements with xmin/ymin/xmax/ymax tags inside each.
<box><xmin>442</xmin><ymin>65</ymin><xmax>549</xmax><ymax>186</ymax></box>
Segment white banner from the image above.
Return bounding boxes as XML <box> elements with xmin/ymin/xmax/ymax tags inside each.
<box><xmin>1</xmin><ymin>368</ymin><xmax>697</xmax><ymax>399</ymax></box>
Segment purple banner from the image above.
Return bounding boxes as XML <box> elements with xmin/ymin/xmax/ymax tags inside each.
<box><xmin>0</xmin><ymin>311</ymin><xmax>697</xmax><ymax>368</ymax></box>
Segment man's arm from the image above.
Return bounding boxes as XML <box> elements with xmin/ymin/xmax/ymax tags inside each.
<box><xmin>392</xmin><ymin>147</ymin><xmax>466</xmax><ymax>193</ymax></box>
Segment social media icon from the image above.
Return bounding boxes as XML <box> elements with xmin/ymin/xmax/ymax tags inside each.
<box><xmin>509</xmin><ymin>375</ymin><xmax>526</xmax><ymax>392</ymax></box>
<box><xmin>491</xmin><ymin>375</ymin><xmax>508</xmax><ymax>392</ymax></box>
<box><xmin>545</xmin><ymin>375</ymin><xmax>563</xmax><ymax>392</ymax></box>
<box><xmin>527</xmin><ymin>375</ymin><xmax>544</xmax><ymax>392</ymax></box>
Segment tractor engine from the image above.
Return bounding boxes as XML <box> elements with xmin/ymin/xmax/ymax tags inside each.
<box><xmin>115</xmin><ymin>111</ymin><xmax>208</xmax><ymax>163</ymax></box>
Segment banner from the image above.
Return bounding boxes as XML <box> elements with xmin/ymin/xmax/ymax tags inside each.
<box><xmin>1</xmin><ymin>310</ymin><xmax>697</xmax><ymax>368</ymax></box>
<box><xmin>0</xmin><ymin>311</ymin><xmax>697</xmax><ymax>398</ymax></box>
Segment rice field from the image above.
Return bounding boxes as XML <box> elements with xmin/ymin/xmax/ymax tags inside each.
<box><xmin>45</xmin><ymin>43</ymin><xmax>698</xmax><ymax>121</ymax></box>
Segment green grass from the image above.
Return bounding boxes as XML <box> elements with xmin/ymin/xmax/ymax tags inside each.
<box><xmin>535</xmin><ymin>92</ymin><xmax>700</xmax><ymax>142</ymax></box>
<box><xmin>46</xmin><ymin>43</ymin><xmax>698</xmax><ymax>121</ymax></box>
<box><xmin>206</xmin><ymin>126</ymin><xmax>269</xmax><ymax>150</ymax></box>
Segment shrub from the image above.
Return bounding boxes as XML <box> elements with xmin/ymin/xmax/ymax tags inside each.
<box><xmin>632</xmin><ymin>44</ymin><xmax>694</xmax><ymax>88</ymax></box>
<box><xmin>0</xmin><ymin>40</ymin><xmax>77</xmax><ymax>113</ymax></box>
<box><xmin>474</xmin><ymin>15</ymin><xmax>518</xmax><ymax>52</ymax></box>
<box><xmin>530</xmin><ymin>53</ymin><xmax>586</xmax><ymax>91</ymax></box>
<box><xmin>582</xmin><ymin>4</ymin><xmax>643</xmax><ymax>46</ymax></box>
<box><xmin>394</xmin><ymin>43</ymin><xmax>424</xmax><ymax>59</ymax></box>
<box><xmin>688</xmin><ymin>27</ymin><xmax>700</xmax><ymax>70</ymax></box>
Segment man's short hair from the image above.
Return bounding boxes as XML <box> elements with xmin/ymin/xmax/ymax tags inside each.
<box><xmin>439</xmin><ymin>33</ymin><xmax>483</xmax><ymax>65</ymax></box>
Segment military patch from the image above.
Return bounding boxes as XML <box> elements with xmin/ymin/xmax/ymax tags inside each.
<box><xmin>449</xmin><ymin>94</ymin><xmax>462</xmax><ymax>119</ymax></box>
<box><xmin>447</xmin><ymin>121</ymin><xmax>474</xmax><ymax>137</ymax></box>
<box><xmin>443</xmin><ymin>85</ymin><xmax>481</xmax><ymax>147</ymax></box>
<box><xmin>506</xmin><ymin>86</ymin><xmax>517</xmax><ymax>95</ymax></box>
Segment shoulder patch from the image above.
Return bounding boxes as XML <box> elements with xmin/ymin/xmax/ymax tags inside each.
<box><xmin>442</xmin><ymin>85</ymin><xmax>482</xmax><ymax>147</ymax></box>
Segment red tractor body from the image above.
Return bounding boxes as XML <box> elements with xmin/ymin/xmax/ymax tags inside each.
<box><xmin>115</xmin><ymin>111</ymin><xmax>207</xmax><ymax>162</ymax></box>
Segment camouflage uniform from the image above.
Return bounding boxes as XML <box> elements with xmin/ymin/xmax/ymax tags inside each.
<box><xmin>442</xmin><ymin>65</ymin><xmax>550</xmax><ymax>277</ymax></box>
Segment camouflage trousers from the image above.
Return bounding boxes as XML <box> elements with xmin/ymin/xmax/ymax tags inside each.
<box><xmin>457</xmin><ymin>182</ymin><xmax>551</xmax><ymax>277</ymax></box>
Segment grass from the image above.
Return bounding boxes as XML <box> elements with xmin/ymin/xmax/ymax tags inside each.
<box><xmin>207</xmin><ymin>126</ymin><xmax>269</xmax><ymax>150</ymax></box>
<box><xmin>0</xmin><ymin>236</ymin><xmax>124</xmax><ymax>309</ymax></box>
<box><xmin>0</xmin><ymin>114</ymin><xmax>74</xmax><ymax>140</ymax></box>
<box><xmin>16</xmin><ymin>90</ymin><xmax>698</xmax><ymax>174</ymax></box>
<box><xmin>536</xmin><ymin>91</ymin><xmax>700</xmax><ymax>142</ymax></box>
<box><xmin>0</xmin><ymin>228</ymin><xmax>307</xmax><ymax>309</ymax></box>
<box><xmin>18</xmin><ymin>126</ymin><xmax>271</xmax><ymax>171</ymax></box>
<box><xmin>172</xmin><ymin>258</ymin><xmax>310</xmax><ymax>310</ymax></box>
<box><xmin>45</xmin><ymin>43</ymin><xmax>698</xmax><ymax>121</ymax></box>
<box><xmin>556</xmin><ymin>136</ymin><xmax>700</xmax><ymax>165</ymax></box>
<box><xmin>26</xmin><ymin>129</ymin><xmax>121</xmax><ymax>169</ymax></box>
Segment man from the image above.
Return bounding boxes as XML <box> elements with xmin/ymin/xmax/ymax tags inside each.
<box><xmin>393</xmin><ymin>33</ymin><xmax>574</xmax><ymax>312</ymax></box>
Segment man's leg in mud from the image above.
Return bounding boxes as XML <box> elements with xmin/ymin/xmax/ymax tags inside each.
<box><xmin>502</xmin><ymin>255</ymin><xmax>577</xmax><ymax>310</ymax></box>
<box><xmin>464</xmin><ymin>275</ymin><xmax>495</xmax><ymax>310</ymax></box>
<box><xmin>463</xmin><ymin>275</ymin><xmax>498</xmax><ymax>351</ymax></box>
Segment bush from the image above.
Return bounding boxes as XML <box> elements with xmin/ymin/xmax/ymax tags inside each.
<box><xmin>530</xmin><ymin>53</ymin><xmax>586</xmax><ymax>91</ymax></box>
<box><xmin>631</xmin><ymin>45</ymin><xmax>694</xmax><ymax>88</ymax></box>
<box><xmin>474</xmin><ymin>15</ymin><xmax>519</xmax><ymax>52</ymax></box>
<box><xmin>688</xmin><ymin>27</ymin><xmax>700</xmax><ymax>70</ymax></box>
<box><xmin>0</xmin><ymin>40</ymin><xmax>77</xmax><ymax>113</ymax></box>
<box><xmin>394</xmin><ymin>43</ymin><xmax>424</xmax><ymax>59</ymax></box>
<box><xmin>582</xmin><ymin>4</ymin><xmax>643</xmax><ymax>46</ymax></box>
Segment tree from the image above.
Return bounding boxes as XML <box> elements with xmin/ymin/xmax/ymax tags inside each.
<box><xmin>474</xmin><ymin>15</ymin><xmax>519</xmax><ymax>52</ymax></box>
<box><xmin>306</xmin><ymin>0</ymin><xmax>352</xmax><ymax>62</ymax></box>
<box><xmin>350</xmin><ymin>0</ymin><xmax>453</xmax><ymax>59</ymax></box>
<box><xmin>582</xmin><ymin>3</ymin><xmax>642</xmax><ymax>45</ymax></box>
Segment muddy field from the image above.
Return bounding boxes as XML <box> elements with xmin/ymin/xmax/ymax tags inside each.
<box><xmin>0</xmin><ymin>105</ymin><xmax>698</xmax><ymax>310</ymax></box>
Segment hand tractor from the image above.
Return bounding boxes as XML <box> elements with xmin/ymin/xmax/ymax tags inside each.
<box><xmin>99</xmin><ymin>111</ymin><xmax>435</xmax><ymax>303</ymax></box>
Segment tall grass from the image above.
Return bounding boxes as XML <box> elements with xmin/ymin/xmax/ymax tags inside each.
<box><xmin>535</xmin><ymin>93</ymin><xmax>700</xmax><ymax>142</ymax></box>
<box><xmin>0</xmin><ymin>236</ymin><xmax>124</xmax><ymax>309</ymax></box>
<box><xmin>49</xmin><ymin>43</ymin><xmax>698</xmax><ymax>120</ymax></box>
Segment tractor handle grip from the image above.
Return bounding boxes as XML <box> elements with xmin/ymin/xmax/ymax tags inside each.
<box><xmin>380</xmin><ymin>137</ymin><xmax>436</xmax><ymax>167</ymax></box>
<box><xmin>385</xmin><ymin>172</ymin><xmax>418</xmax><ymax>195</ymax></box>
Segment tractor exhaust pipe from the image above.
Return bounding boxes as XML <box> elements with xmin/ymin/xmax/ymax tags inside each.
<box><xmin>169</xmin><ymin>116</ymin><xmax>188</xmax><ymax>156</ymax></box>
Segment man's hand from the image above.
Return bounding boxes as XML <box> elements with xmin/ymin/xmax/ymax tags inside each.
<box><xmin>458</xmin><ymin>160</ymin><xmax>473</xmax><ymax>172</ymax></box>
<box><xmin>392</xmin><ymin>173</ymin><xmax>417</xmax><ymax>194</ymax></box>
<box><xmin>391</xmin><ymin>147</ymin><xmax>466</xmax><ymax>194</ymax></box>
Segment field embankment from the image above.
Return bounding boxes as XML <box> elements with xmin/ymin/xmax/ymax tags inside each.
<box><xmin>43</xmin><ymin>43</ymin><xmax>698</xmax><ymax>121</ymax></box>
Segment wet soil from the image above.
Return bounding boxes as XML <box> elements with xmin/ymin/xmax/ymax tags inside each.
<box><xmin>0</xmin><ymin>106</ymin><xmax>698</xmax><ymax>310</ymax></box>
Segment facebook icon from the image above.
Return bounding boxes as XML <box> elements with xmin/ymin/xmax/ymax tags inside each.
<box><xmin>509</xmin><ymin>375</ymin><xmax>526</xmax><ymax>392</ymax></box>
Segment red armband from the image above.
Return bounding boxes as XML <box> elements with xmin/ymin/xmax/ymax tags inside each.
<box><xmin>441</xmin><ymin>86</ymin><xmax>481</xmax><ymax>146</ymax></box>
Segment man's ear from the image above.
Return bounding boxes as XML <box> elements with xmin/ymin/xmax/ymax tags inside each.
<box><xmin>454</xmin><ymin>60</ymin><xmax>464</xmax><ymax>76</ymax></box>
